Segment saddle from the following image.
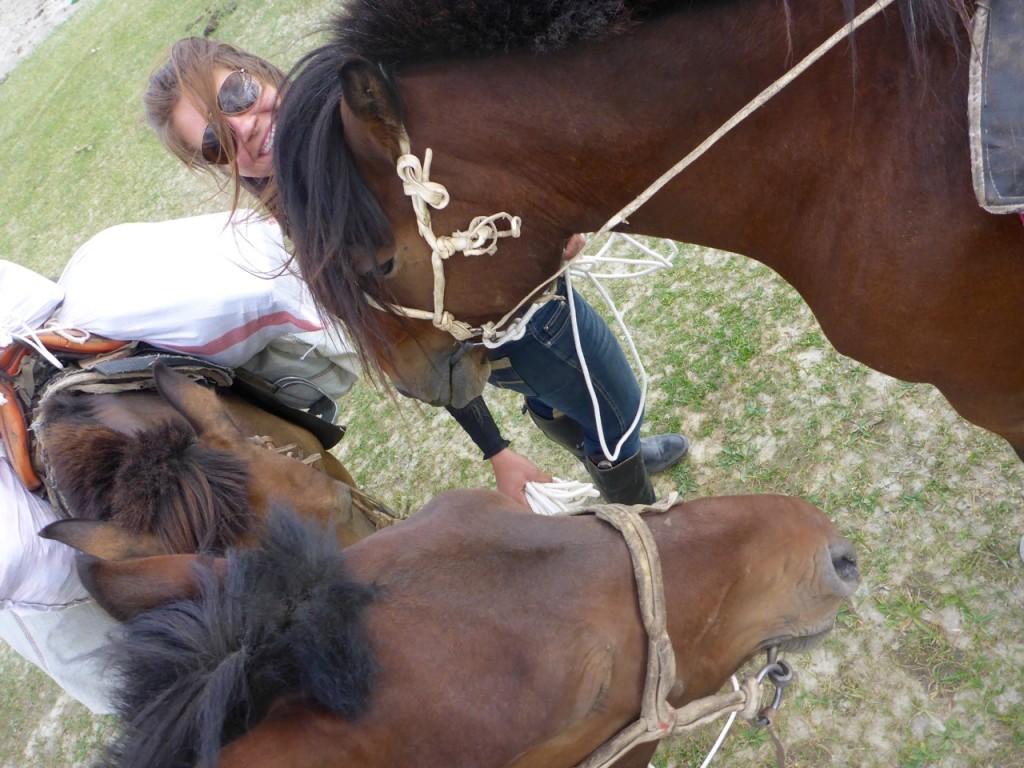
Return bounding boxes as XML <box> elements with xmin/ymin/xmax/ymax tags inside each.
<box><xmin>2</xmin><ymin>334</ymin><xmax>347</xmax><ymax>498</ymax></box>
<box><xmin>969</xmin><ymin>0</ymin><xmax>1024</xmax><ymax>213</ymax></box>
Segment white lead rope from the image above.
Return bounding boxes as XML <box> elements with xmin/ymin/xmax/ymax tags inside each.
<box><xmin>564</xmin><ymin>235</ymin><xmax>676</xmax><ymax>463</ymax></box>
<box><xmin>523</xmin><ymin>236</ymin><xmax>676</xmax><ymax>508</ymax></box>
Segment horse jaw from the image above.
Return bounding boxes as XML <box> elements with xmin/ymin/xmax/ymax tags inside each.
<box><xmin>382</xmin><ymin>333</ymin><xmax>491</xmax><ymax>408</ymax></box>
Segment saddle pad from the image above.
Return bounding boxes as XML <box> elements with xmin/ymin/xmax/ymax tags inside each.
<box><xmin>969</xmin><ymin>0</ymin><xmax>1024</xmax><ymax>213</ymax></box>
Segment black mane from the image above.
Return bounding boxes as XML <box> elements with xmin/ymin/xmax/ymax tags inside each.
<box><xmin>327</xmin><ymin>0</ymin><xmax>967</xmax><ymax>66</ymax></box>
<box><xmin>99</xmin><ymin>508</ymin><xmax>378</xmax><ymax>768</ymax></box>
<box><xmin>329</xmin><ymin>0</ymin><xmax>667</xmax><ymax>65</ymax></box>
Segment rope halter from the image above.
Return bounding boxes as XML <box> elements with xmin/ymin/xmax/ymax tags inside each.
<box><xmin>377</xmin><ymin>137</ymin><xmax>534</xmax><ymax>344</ymax></box>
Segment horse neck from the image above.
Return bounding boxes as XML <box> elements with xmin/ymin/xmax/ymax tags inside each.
<box><xmin>396</xmin><ymin>1</ymin><xmax>963</xmax><ymax>264</ymax></box>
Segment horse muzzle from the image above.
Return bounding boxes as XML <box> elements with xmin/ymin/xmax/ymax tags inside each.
<box><xmin>392</xmin><ymin>341</ymin><xmax>491</xmax><ymax>408</ymax></box>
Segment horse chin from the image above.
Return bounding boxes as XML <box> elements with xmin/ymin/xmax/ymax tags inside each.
<box><xmin>447</xmin><ymin>346</ymin><xmax>491</xmax><ymax>408</ymax></box>
<box><xmin>389</xmin><ymin>342</ymin><xmax>490</xmax><ymax>407</ymax></box>
<box><xmin>760</xmin><ymin>618</ymin><xmax>837</xmax><ymax>654</ymax></box>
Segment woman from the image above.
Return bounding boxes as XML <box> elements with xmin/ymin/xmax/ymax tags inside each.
<box><xmin>144</xmin><ymin>37</ymin><xmax>689</xmax><ymax>505</ymax></box>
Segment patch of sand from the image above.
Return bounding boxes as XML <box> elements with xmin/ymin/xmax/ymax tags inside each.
<box><xmin>0</xmin><ymin>0</ymin><xmax>87</xmax><ymax>77</ymax></box>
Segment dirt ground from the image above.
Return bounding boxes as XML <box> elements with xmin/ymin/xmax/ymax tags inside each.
<box><xmin>0</xmin><ymin>0</ymin><xmax>86</xmax><ymax>76</ymax></box>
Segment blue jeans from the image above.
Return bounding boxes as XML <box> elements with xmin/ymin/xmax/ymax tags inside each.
<box><xmin>486</xmin><ymin>280</ymin><xmax>643</xmax><ymax>462</ymax></box>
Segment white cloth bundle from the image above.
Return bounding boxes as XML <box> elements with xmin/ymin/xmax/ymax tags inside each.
<box><xmin>51</xmin><ymin>209</ymin><xmax>360</xmax><ymax>404</ymax></box>
<box><xmin>0</xmin><ymin>445</ymin><xmax>118</xmax><ymax>714</ymax></box>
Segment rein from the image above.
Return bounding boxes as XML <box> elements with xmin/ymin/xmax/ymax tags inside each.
<box><xmin>388</xmin><ymin>0</ymin><xmax>900</xmax><ymax>344</ymax></box>
<box><xmin>571</xmin><ymin>496</ymin><xmax>795</xmax><ymax>768</ymax></box>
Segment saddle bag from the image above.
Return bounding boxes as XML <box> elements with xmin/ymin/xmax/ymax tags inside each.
<box><xmin>969</xmin><ymin>0</ymin><xmax>1024</xmax><ymax>213</ymax></box>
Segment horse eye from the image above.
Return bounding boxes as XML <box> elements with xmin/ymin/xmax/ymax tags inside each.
<box><xmin>377</xmin><ymin>258</ymin><xmax>395</xmax><ymax>277</ymax></box>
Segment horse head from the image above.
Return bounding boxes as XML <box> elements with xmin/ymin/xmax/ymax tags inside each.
<box><xmin>40</xmin><ymin>362</ymin><xmax>383</xmax><ymax>553</ymax></box>
<box><xmin>276</xmin><ymin>49</ymin><xmax>573</xmax><ymax>406</ymax></box>
<box><xmin>149</xmin><ymin>362</ymin><xmax>386</xmax><ymax>547</ymax></box>
<box><xmin>82</xmin><ymin>492</ymin><xmax>858</xmax><ymax>767</ymax></box>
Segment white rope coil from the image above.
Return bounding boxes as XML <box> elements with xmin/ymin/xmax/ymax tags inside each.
<box><xmin>524</xmin><ymin>478</ymin><xmax>601</xmax><ymax>515</ymax></box>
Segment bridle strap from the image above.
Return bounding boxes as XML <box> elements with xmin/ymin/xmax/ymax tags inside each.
<box><xmin>568</xmin><ymin>496</ymin><xmax>784</xmax><ymax>768</ymax></box>
<box><xmin>368</xmin><ymin>136</ymin><xmax>533</xmax><ymax>345</ymax></box>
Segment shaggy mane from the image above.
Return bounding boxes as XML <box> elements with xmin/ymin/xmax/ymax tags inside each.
<box><xmin>326</xmin><ymin>0</ymin><xmax>968</xmax><ymax>66</ymax></box>
<box><xmin>100</xmin><ymin>508</ymin><xmax>378</xmax><ymax>768</ymax></box>
<box><xmin>40</xmin><ymin>392</ymin><xmax>252</xmax><ymax>553</ymax></box>
<box><xmin>329</xmin><ymin>0</ymin><xmax>667</xmax><ymax>64</ymax></box>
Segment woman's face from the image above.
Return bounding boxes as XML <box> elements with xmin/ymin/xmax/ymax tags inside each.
<box><xmin>172</xmin><ymin>66</ymin><xmax>279</xmax><ymax>179</ymax></box>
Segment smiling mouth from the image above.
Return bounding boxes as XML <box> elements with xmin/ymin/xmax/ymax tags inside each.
<box><xmin>260</xmin><ymin>123</ymin><xmax>276</xmax><ymax>156</ymax></box>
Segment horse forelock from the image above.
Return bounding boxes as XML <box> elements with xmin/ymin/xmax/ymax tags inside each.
<box><xmin>101</xmin><ymin>507</ymin><xmax>378</xmax><ymax>768</ymax></box>
<box><xmin>276</xmin><ymin>45</ymin><xmax>399</xmax><ymax>384</ymax></box>
<box><xmin>107</xmin><ymin>423</ymin><xmax>253</xmax><ymax>553</ymax></box>
<box><xmin>42</xmin><ymin>395</ymin><xmax>252</xmax><ymax>553</ymax></box>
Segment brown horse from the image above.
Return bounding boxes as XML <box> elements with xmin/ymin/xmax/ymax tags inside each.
<box><xmin>48</xmin><ymin>491</ymin><xmax>859</xmax><ymax>767</ymax></box>
<box><xmin>274</xmin><ymin>0</ymin><xmax>1024</xmax><ymax>461</ymax></box>
<box><xmin>35</xmin><ymin>362</ymin><xmax>397</xmax><ymax>558</ymax></box>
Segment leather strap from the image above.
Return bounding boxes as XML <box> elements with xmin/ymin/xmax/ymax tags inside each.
<box><xmin>0</xmin><ymin>379</ymin><xmax>41</xmax><ymax>491</ymax></box>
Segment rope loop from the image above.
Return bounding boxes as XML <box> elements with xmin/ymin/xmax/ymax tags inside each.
<box><xmin>397</xmin><ymin>149</ymin><xmax>450</xmax><ymax>210</ymax></box>
<box><xmin>524</xmin><ymin>479</ymin><xmax>601</xmax><ymax>515</ymax></box>
<box><xmin>450</xmin><ymin>213</ymin><xmax>522</xmax><ymax>257</ymax></box>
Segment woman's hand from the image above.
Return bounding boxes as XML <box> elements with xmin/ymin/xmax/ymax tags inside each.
<box><xmin>488</xmin><ymin>447</ymin><xmax>553</xmax><ymax>509</ymax></box>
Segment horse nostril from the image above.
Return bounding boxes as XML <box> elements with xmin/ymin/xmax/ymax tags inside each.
<box><xmin>829</xmin><ymin>539</ymin><xmax>860</xmax><ymax>588</ymax></box>
<box><xmin>834</xmin><ymin>554</ymin><xmax>859</xmax><ymax>583</ymax></box>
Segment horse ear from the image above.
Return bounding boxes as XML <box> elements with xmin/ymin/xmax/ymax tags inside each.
<box><xmin>76</xmin><ymin>552</ymin><xmax>224</xmax><ymax>621</ymax></box>
<box><xmin>338</xmin><ymin>58</ymin><xmax>405</xmax><ymax>160</ymax></box>
<box><xmin>151</xmin><ymin>362</ymin><xmax>239</xmax><ymax>443</ymax></box>
<box><xmin>39</xmin><ymin>518</ymin><xmax>165</xmax><ymax>560</ymax></box>
<box><xmin>41</xmin><ymin>517</ymin><xmax>217</xmax><ymax>621</ymax></box>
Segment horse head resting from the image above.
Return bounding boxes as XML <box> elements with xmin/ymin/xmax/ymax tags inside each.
<box><xmin>82</xmin><ymin>492</ymin><xmax>858</xmax><ymax>767</ymax></box>
<box><xmin>38</xmin><ymin>362</ymin><xmax>382</xmax><ymax>553</ymax></box>
<box><xmin>276</xmin><ymin>36</ymin><xmax>575</xmax><ymax>406</ymax></box>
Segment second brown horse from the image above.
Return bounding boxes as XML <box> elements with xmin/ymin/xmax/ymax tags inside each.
<box><xmin>51</xmin><ymin>489</ymin><xmax>859</xmax><ymax>767</ymax></box>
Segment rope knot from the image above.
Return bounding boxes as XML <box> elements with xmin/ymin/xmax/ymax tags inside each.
<box><xmin>433</xmin><ymin>310</ymin><xmax>477</xmax><ymax>342</ymax></box>
<box><xmin>450</xmin><ymin>213</ymin><xmax>522</xmax><ymax>257</ymax></box>
<box><xmin>397</xmin><ymin>149</ymin><xmax>450</xmax><ymax>210</ymax></box>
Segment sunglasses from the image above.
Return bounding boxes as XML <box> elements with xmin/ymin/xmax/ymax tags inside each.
<box><xmin>200</xmin><ymin>70</ymin><xmax>262</xmax><ymax>165</ymax></box>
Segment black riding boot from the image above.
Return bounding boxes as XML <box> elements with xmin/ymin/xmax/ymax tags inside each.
<box><xmin>586</xmin><ymin>450</ymin><xmax>656</xmax><ymax>505</ymax></box>
<box><xmin>525</xmin><ymin>401</ymin><xmax>690</xmax><ymax>473</ymax></box>
<box><xmin>524</xmin><ymin>401</ymin><xmax>585</xmax><ymax>460</ymax></box>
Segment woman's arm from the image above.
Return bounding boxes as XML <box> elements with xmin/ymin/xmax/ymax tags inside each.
<box><xmin>446</xmin><ymin>397</ymin><xmax>552</xmax><ymax>508</ymax></box>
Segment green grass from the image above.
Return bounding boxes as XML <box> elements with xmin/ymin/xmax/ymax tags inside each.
<box><xmin>2</xmin><ymin>1</ymin><xmax>1024</xmax><ymax>766</ymax></box>
<box><xmin>0</xmin><ymin>0</ymin><xmax>337</xmax><ymax>278</ymax></box>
